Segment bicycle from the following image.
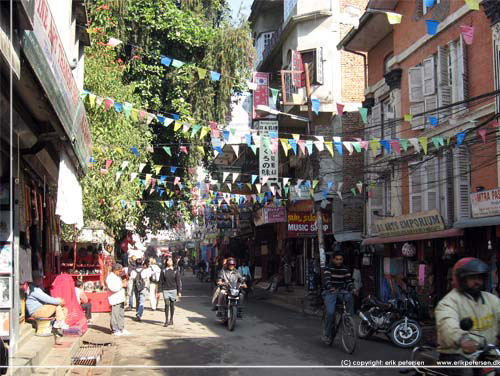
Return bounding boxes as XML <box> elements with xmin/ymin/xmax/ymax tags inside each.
<box><xmin>321</xmin><ymin>298</ymin><xmax>357</xmax><ymax>354</ymax></box>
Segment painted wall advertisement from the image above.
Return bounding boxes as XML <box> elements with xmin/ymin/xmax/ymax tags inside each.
<box><xmin>258</xmin><ymin>120</ymin><xmax>279</xmax><ymax>184</ymax></box>
<box><xmin>287</xmin><ymin>211</ymin><xmax>332</xmax><ymax>237</ymax></box>
<box><xmin>374</xmin><ymin>209</ymin><xmax>445</xmax><ymax>237</ymax></box>
<box><xmin>470</xmin><ymin>188</ymin><xmax>500</xmax><ymax>218</ymax></box>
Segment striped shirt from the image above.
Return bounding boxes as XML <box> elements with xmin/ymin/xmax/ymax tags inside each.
<box><xmin>323</xmin><ymin>265</ymin><xmax>353</xmax><ymax>291</ymax></box>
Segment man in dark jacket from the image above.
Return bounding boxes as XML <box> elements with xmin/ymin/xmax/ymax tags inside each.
<box><xmin>216</xmin><ymin>258</ymin><xmax>246</xmax><ymax>316</ymax></box>
<box><xmin>321</xmin><ymin>251</ymin><xmax>354</xmax><ymax>344</ymax></box>
<box><xmin>159</xmin><ymin>254</ymin><xmax>182</xmax><ymax>327</ymax></box>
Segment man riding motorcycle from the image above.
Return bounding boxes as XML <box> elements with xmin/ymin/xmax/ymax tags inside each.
<box><xmin>321</xmin><ymin>251</ymin><xmax>354</xmax><ymax>344</ymax></box>
<box><xmin>216</xmin><ymin>258</ymin><xmax>246</xmax><ymax>317</ymax></box>
<box><xmin>435</xmin><ymin>257</ymin><xmax>500</xmax><ymax>375</ymax></box>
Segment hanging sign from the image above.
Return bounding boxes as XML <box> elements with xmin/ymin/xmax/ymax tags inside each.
<box><xmin>258</xmin><ymin>120</ymin><xmax>279</xmax><ymax>184</ymax></box>
<box><xmin>253</xmin><ymin>72</ymin><xmax>270</xmax><ymax>119</ymax></box>
<box><xmin>470</xmin><ymin>187</ymin><xmax>500</xmax><ymax>218</ymax></box>
<box><xmin>254</xmin><ymin>207</ymin><xmax>286</xmax><ymax>226</ymax></box>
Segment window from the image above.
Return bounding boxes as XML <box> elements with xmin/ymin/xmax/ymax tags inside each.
<box><xmin>255</xmin><ymin>31</ymin><xmax>275</xmax><ymax>65</ymax></box>
<box><xmin>423</xmin><ymin>0</ymin><xmax>441</xmax><ymax>16</ymax></box>
<box><xmin>453</xmin><ymin>147</ymin><xmax>471</xmax><ymax>220</ymax></box>
<box><xmin>300</xmin><ymin>48</ymin><xmax>324</xmax><ymax>85</ymax></box>
<box><xmin>368</xmin><ymin>178</ymin><xmax>391</xmax><ymax>235</ymax></box>
<box><xmin>409</xmin><ymin>158</ymin><xmax>439</xmax><ymax>213</ymax></box>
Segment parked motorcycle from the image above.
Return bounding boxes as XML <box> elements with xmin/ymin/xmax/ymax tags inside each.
<box><xmin>358</xmin><ymin>285</ymin><xmax>422</xmax><ymax>348</ymax></box>
<box><xmin>217</xmin><ymin>280</ymin><xmax>244</xmax><ymax>331</ymax></box>
<box><xmin>400</xmin><ymin>317</ymin><xmax>500</xmax><ymax>375</ymax></box>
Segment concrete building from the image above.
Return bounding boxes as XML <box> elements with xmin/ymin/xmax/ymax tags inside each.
<box><xmin>338</xmin><ymin>0</ymin><xmax>498</xmax><ymax>311</ymax></box>
<box><xmin>249</xmin><ymin>0</ymin><xmax>368</xmax><ymax>281</ymax></box>
<box><xmin>0</xmin><ymin>0</ymin><xmax>90</xmax><ymax>358</ymax></box>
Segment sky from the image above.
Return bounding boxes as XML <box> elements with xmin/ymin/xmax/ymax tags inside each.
<box><xmin>228</xmin><ymin>0</ymin><xmax>253</xmax><ymax>21</ymax></box>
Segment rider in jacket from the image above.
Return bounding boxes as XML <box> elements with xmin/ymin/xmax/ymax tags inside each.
<box><xmin>435</xmin><ymin>257</ymin><xmax>500</xmax><ymax>373</ymax></box>
<box><xmin>216</xmin><ymin>258</ymin><xmax>246</xmax><ymax>317</ymax></box>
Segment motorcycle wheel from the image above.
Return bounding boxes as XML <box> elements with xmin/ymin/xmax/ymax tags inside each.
<box><xmin>357</xmin><ymin>320</ymin><xmax>374</xmax><ymax>339</ymax></box>
<box><xmin>341</xmin><ymin>315</ymin><xmax>357</xmax><ymax>354</ymax></box>
<box><xmin>227</xmin><ymin>305</ymin><xmax>236</xmax><ymax>331</ymax></box>
<box><xmin>389</xmin><ymin>320</ymin><xmax>422</xmax><ymax>348</ymax></box>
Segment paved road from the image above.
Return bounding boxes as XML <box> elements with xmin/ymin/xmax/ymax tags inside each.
<box><xmin>110</xmin><ymin>273</ymin><xmax>413</xmax><ymax>375</ymax></box>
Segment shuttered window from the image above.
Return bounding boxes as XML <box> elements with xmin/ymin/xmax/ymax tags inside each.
<box><xmin>453</xmin><ymin>147</ymin><xmax>471</xmax><ymax>220</ymax></box>
<box><xmin>409</xmin><ymin>67</ymin><xmax>424</xmax><ymax>103</ymax></box>
<box><xmin>409</xmin><ymin>158</ymin><xmax>440</xmax><ymax>214</ymax></box>
<box><xmin>370</xmin><ymin>183</ymin><xmax>384</xmax><ymax>234</ymax></box>
<box><xmin>437</xmin><ymin>45</ymin><xmax>452</xmax><ymax>119</ymax></box>
<box><xmin>423</xmin><ymin>56</ymin><xmax>435</xmax><ymax>96</ymax></box>
<box><xmin>410</xmin><ymin>102</ymin><xmax>425</xmax><ymax>130</ymax></box>
<box><xmin>409</xmin><ymin>163</ymin><xmax>423</xmax><ymax>213</ymax></box>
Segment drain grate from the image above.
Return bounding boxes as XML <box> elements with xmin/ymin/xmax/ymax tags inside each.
<box><xmin>71</xmin><ymin>345</ymin><xmax>103</xmax><ymax>366</ymax></box>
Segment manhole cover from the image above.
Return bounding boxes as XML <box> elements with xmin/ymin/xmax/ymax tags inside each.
<box><xmin>71</xmin><ymin>345</ymin><xmax>104</xmax><ymax>366</ymax></box>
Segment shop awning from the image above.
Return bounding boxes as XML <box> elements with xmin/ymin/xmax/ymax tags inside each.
<box><xmin>454</xmin><ymin>216</ymin><xmax>500</xmax><ymax>229</ymax></box>
<box><xmin>334</xmin><ymin>232</ymin><xmax>362</xmax><ymax>242</ymax></box>
<box><xmin>361</xmin><ymin>228</ymin><xmax>463</xmax><ymax>246</ymax></box>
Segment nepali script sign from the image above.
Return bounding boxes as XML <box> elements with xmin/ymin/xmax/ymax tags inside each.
<box><xmin>258</xmin><ymin>120</ymin><xmax>278</xmax><ymax>184</ymax></box>
<box><xmin>470</xmin><ymin>188</ymin><xmax>500</xmax><ymax>218</ymax></box>
<box><xmin>374</xmin><ymin>210</ymin><xmax>445</xmax><ymax>237</ymax></box>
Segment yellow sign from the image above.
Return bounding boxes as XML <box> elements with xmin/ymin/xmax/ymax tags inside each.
<box><xmin>374</xmin><ymin>210</ymin><xmax>445</xmax><ymax>237</ymax></box>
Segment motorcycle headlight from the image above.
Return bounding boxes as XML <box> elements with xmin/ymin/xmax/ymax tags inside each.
<box><xmin>230</xmin><ymin>288</ymin><xmax>240</xmax><ymax>296</ymax></box>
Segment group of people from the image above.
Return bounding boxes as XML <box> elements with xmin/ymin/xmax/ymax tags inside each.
<box><xmin>105</xmin><ymin>252</ymin><xmax>183</xmax><ymax>335</ymax></box>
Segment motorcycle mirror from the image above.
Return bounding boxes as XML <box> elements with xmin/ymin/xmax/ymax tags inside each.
<box><xmin>459</xmin><ymin>318</ymin><xmax>474</xmax><ymax>331</ymax></box>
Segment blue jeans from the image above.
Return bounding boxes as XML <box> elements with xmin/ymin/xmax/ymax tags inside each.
<box><xmin>322</xmin><ymin>290</ymin><xmax>353</xmax><ymax>337</ymax></box>
<box><xmin>135</xmin><ymin>289</ymin><xmax>147</xmax><ymax>318</ymax></box>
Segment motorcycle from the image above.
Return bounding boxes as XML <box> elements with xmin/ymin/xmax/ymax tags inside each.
<box><xmin>400</xmin><ymin>317</ymin><xmax>500</xmax><ymax>375</ymax></box>
<box><xmin>358</xmin><ymin>285</ymin><xmax>422</xmax><ymax>348</ymax></box>
<box><xmin>217</xmin><ymin>280</ymin><xmax>244</xmax><ymax>331</ymax></box>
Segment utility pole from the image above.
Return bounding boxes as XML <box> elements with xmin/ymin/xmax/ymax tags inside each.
<box><xmin>304</xmin><ymin>63</ymin><xmax>326</xmax><ymax>268</ymax></box>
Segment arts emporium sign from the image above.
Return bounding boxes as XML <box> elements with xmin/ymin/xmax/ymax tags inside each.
<box><xmin>374</xmin><ymin>210</ymin><xmax>445</xmax><ymax>237</ymax></box>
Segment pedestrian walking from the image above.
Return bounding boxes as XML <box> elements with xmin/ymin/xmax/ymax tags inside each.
<box><xmin>148</xmin><ymin>257</ymin><xmax>161</xmax><ymax>311</ymax></box>
<box><xmin>159</xmin><ymin>254</ymin><xmax>182</xmax><ymax>327</ymax></box>
<box><xmin>125</xmin><ymin>255</ymin><xmax>137</xmax><ymax>311</ymax></box>
<box><xmin>105</xmin><ymin>263</ymin><xmax>130</xmax><ymax>336</ymax></box>
<box><xmin>130</xmin><ymin>259</ymin><xmax>152</xmax><ymax>322</ymax></box>
<box><xmin>238</xmin><ymin>261</ymin><xmax>252</xmax><ymax>289</ymax></box>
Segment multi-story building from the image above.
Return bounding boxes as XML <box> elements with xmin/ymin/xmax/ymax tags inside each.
<box><xmin>339</xmin><ymin>0</ymin><xmax>498</xmax><ymax>310</ymax></box>
<box><xmin>1</xmin><ymin>0</ymin><xmax>90</xmax><ymax>357</ymax></box>
<box><xmin>249</xmin><ymin>0</ymin><xmax>367</xmax><ymax>282</ymax></box>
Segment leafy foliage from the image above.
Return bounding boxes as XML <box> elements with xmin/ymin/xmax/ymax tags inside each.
<box><xmin>85</xmin><ymin>0</ymin><xmax>254</xmax><ymax>235</ymax></box>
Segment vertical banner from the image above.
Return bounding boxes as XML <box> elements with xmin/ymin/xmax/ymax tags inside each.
<box><xmin>291</xmin><ymin>50</ymin><xmax>304</xmax><ymax>88</ymax></box>
<box><xmin>258</xmin><ymin>120</ymin><xmax>279</xmax><ymax>184</ymax></box>
<box><xmin>253</xmin><ymin>72</ymin><xmax>270</xmax><ymax>119</ymax></box>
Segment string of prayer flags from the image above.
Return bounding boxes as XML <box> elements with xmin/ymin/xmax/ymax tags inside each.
<box><xmin>312</xmin><ymin>98</ymin><xmax>320</xmax><ymax>115</ymax></box>
<box><xmin>161</xmin><ymin>56</ymin><xmax>172</xmax><ymax>67</ymax></box>
<box><xmin>231</xmin><ymin>145</ymin><xmax>240</xmax><ymax>157</ymax></box>
<box><xmin>105</xmin><ymin>159</ymin><xmax>113</xmax><ymax>169</ymax></box>
<box><xmin>280</xmin><ymin>139</ymin><xmax>289</xmax><ymax>156</ymax></box>
<box><xmin>333</xmin><ymin>137</ymin><xmax>343</xmax><ymax>155</ymax></box>
<box><xmin>130</xmin><ymin>147</ymin><xmax>139</xmax><ymax>156</ymax></box>
<box><xmin>429</xmin><ymin>116</ymin><xmax>438</xmax><ymax>127</ymax></box>
<box><xmin>289</xmin><ymin>139</ymin><xmax>298</xmax><ymax>155</ymax></box>
<box><xmin>232</xmin><ymin>173</ymin><xmax>240</xmax><ymax>183</ymax></box>
<box><xmin>492</xmin><ymin>120</ymin><xmax>500</xmax><ymax>128</ymax></box>
<box><xmin>404</xmin><ymin>114</ymin><xmax>413</xmax><ymax>122</ymax></box>
<box><xmin>356</xmin><ymin>182</ymin><xmax>363</xmax><ymax>194</ymax></box>
<box><xmin>457</xmin><ymin>132</ymin><xmax>466</xmax><ymax>145</ymax></box>
<box><xmin>351</xmin><ymin>188</ymin><xmax>357</xmax><ymax>197</ymax></box>
<box><xmin>270</xmin><ymin>88</ymin><xmax>279</xmax><ymax>104</ymax></box>
<box><xmin>197</xmin><ymin>68</ymin><xmax>207</xmax><ymax>79</ymax></box>
<box><xmin>425</xmin><ymin>0</ymin><xmax>435</xmax><ymax>6</ymax></box>
<box><xmin>460</xmin><ymin>25</ymin><xmax>474</xmax><ymax>45</ymax></box>
<box><xmin>171</xmin><ymin>59</ymin><xmax>184</xmax><ymax>68</ymax></box>
<box><xmin>359</xmin><ymin>108</ymin><xmax>368</xmax><ymax>124</ymax></box>
<box><xmin>325</xmin><ymin>141</ymin><xmax>334</xmax><ymax>157</ymax></box>
<box><xmin>107</xmin><ymin>37</ymin><xmax>123</xmax><ymax>47</ymax></box>
<box><xmin>400</xmin><ymin>139</ymin><xmax>409</xmax><ymax>152</ymax></box>
<box><xmin>120</xmin><ymin>161</ymin><xmax>129</xmax><ymax>170</ymax></box>
<box><xmin>409</xmin><ymin>138</ymin><xmax>420</xmax><ymax>152</ymax></box>
<box><xmin>336</xmin><ymin>103</ymin><xmax>344</xmax><ymax>116</ymax></box>
<box><xmin>261</xmin><ymin>176</ymin><xmax>269</xmax><ymax>185</ymax></box>
<box><xmin>163</xmin><ymin>147</ymin><xmax>172</xmax><ymax>156</ymax></box>
<box><xmin>180</xmin><ymin>146</ymin><xmax>188</xmax><ymax>154</ymax></box>
<box><xmin>478</xmin><ymin>129</ymin><xmax>487</xmax><ymax>143</ymax></box>
<box><xmin>465</xmin><ymin>0</ymin><xmax>479</xmax><ymax>11</ymax></box>
<box><xmin>210</xmin><ymin>71</ymin><xmax>221</xmax><ymax>81</ymax></box>
<box><xmin>114</xmin><ymin>103</ymin><xmax>123</xmax><ymax>113</ymax></box>
<box><xmin>419</xmin><ymin>137</ymin><xmax>428</xmax><ymax>154</ymax></box>
<box><xmin>390</xmin><ymin>140</ymin><xmax>401</xmax><ymax>154</ymax></box>
<box><xmin>380</xmin><ymin>140</ymin><xmax>391</xmax><ymax>154</ymax></box>
<box><xmin>386</xmin><ymin>12</ymin><xmax>402</xmax><ymax>25</ymax></box>
<box><xmin>425</xmin><ymin>20</ymin><xmax>439</xmax><ymax>35</ymax></box>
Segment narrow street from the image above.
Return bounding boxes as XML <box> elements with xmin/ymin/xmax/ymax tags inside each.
<box><xmin>110</xmin><ymin>274</ymin><xmax>411</xmax><ymax>375</ymax></box>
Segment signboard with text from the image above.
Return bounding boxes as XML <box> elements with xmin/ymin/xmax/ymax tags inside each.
<box><xmin>287</xmin><ymin>211</ymin><xmax>332</xmax><ymax>237</ymax></box>
<box><xmin>374</xmin><ymin>210</ymin><xmax>445</xmax><ymax>237</ymax></box>
<box><xmin>258</xmin><ymin>120</ymin><xmax>279</xmax><ymax>183</ymax></box>
<box><xmin>252</xmin><ymin>72</ymin><xmax>269</xmax><ymax>119</ymax></box>
<box><xmin>254</xmin><ymin>207</ymin><xmax>286</xmax><ymax>227</ymax></box>
<box><xmin>471</xmin><ymin>188</ymin><xmax>500</xmax><ymax>218</ymax></box>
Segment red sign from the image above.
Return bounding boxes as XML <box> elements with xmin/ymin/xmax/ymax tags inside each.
<box><xmin>287</xmin><ymin>211</ymin><xmax>332</xmax><ymax>237</ymax></box>
<box><xmin>253</xmin><ymin>72</ymin><xmax>269</xmax><ymax>119</ymax></box>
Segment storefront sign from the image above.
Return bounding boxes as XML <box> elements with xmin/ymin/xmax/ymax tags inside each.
<box><xmin>253</xmin><ymin>72</ymin><xmax>269</xmax><ymax>119</ymax></box>
<box><xmin>258</xmin><ymin>120</ymin><xmax>279</xmax><ymax>183</ymax></box>
<box><xmin>374</xmin><ymin>210</ymin><xmax>445</xmax><ymax>237</ymax></box>
<box><xmin>254</xmin><ymin>207</ymin><xmax>286</xmax><ymax>226</ymax></box>
<box><xmin>23</xmin><ymin>0</ymin><xmax>92</xmax><ymax>169</ymax></box>
<box><xmin>470</xmin><ymin>187</ymin><xmax>500</xmax><ymax>218</ymax></box>
<box><xmin>0</xmin><ymin>11</ymin><xmax>20</xmax><ymax>78</ymax></box>
<box><xmin>287</xmin><ymin>211</ymin><xmax>332</xmax><ymax>237</ymax></box>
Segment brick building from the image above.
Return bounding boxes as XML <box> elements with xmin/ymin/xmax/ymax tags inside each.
<box><xmin>338</xmin><ymin>0</ymin><xmax>500</xmax><ymax>312</ymax></box>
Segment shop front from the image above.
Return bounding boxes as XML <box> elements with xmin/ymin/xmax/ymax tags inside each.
<box><xmin>362</xmin><ymin>210</ymin><xmax>464</xmax><ymax>321</ymax></box>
